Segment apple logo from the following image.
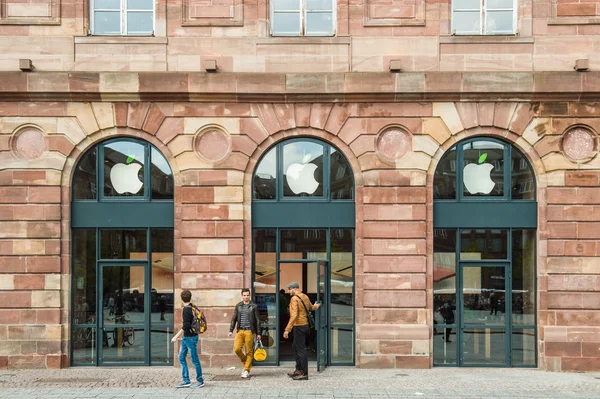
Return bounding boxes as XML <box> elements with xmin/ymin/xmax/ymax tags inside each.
<box><xmin>286</xmin><ymin>154</ymin><xmax>319</xmax><ymax>195</ymax></box>
<box><xmin>463</xmin><ymin>153</ymin><xmax>495</xmax><ymax>194</ymax></box>
<box><xmin>109</xmin><ymin>155</ymin><xmax>143</xmax><ymax>195</ymax></box>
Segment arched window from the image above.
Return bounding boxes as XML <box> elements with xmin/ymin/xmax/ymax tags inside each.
<box><xmin>252</xmin><ymin>138</ymin><xmax>355</xmax><ymax>369</ymax></box>
<box><xmin>71</xmin><ymin>138</ymin><xmax>174</xmax><ymax>367</ymax></box>
<box><xmin>433</xmin><ymin>137</ymin><xmax>537</xmax><ymax>368</ymax></box>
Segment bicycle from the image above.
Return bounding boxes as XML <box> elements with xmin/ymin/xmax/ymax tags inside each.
<box><xmin>113</xmin><ymin>314</ymin><xmax>135</xmax><ymax>347</ymax></box>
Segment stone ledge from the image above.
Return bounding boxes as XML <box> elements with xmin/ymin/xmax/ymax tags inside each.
<box><xmin>439</xmin><ymin>36</ymin><xmax>535</xmax><ymax>44</ymax></box>
<box><xmin>74</xmin><ymin>36</ymin><xmax>168</xmax><ymax>44</ymax></box>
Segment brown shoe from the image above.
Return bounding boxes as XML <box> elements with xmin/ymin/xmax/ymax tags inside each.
<box><xmin>292</xmin><ymin>374</ymin><xmax>308</xmax><ymax>380</ymax></box>
<box><xmin>287</xmin><ymin>370</ymin><xmax>302</xmax><ymax>377</ymax></box>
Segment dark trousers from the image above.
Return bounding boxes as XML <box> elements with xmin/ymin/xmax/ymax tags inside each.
<box><xmin>292</xmin><ymin>325</ymin><xmax>310</xmax><ymax>376</ymax></box>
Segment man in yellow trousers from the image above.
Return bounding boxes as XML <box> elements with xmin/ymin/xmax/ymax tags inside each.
<box><xmin>228</xmin><ymin>288</ymin><xmax>261</xmax><ymax>378</ymax></box>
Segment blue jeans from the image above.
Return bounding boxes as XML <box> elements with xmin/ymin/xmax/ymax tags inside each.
<box><xmin>179</xmin><ymin>335</ymin><xmax>203</xmax><ymax>384</ymax></box>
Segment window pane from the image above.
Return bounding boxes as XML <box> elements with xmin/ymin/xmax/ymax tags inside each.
<box><xmin>434</xmin><ymin>229</ymin><xmax>457</xmax><ymax>326</ymax></box>
<box><xmin>463</xmin><ymin>141</ymin><xmax>504</xmax><ymax>197</ymax></box>
<box><xmin>305</xmin><ymin>12</ymin><xmax>334</xmax><ymax>35</ymax></box>
<box><xmin>95</xmin><ymin>0</ymin><xmax>120</xmax><ymax>9</ymax></box>
<box><xmin>127</xmin><ymin>11</ymin><xmax>153</xmax><ymax>34</ymax></box>
<box><xmin>434</xmin><ymin>146</ymin><xmax>457</xmax><ymax>199</ymax></box>
<box><xmin>73</xmin><ymin>148</ymin><xmax>97</xmax><ymax>200</ymax></box>
<box><xmin>102</xmin><ymin>265</ymin><xmax>145</xmax><ymax>327</ymax></box>
<box><xmin>330</xmin><ymin>149</ymin><xmax>353</xmax><ymax>200</ymax></box>
<box><xmin>104</xmin><ymin>141</ymin><xmax>145</xmax><ymax>197</ymax></box>
<box><xmin>453</xmin><ymin>11</ymin><xmax>481</xmax><ymax>34</ymax></box>
<box><xmin>283</xmin><ymin>141</ymin><xmax>324</xmax><ymax>197</ymax></box>
<box><xmin>512</xmin><ymin>230</ymin><xmax>535</xmax><ymax>326</ymax></box>
<box><xmin>151</xmin><ymin>230</ymin><xmax>174</xmax><ymax>325</ymax></box>
<box><xmin>462</xmin><ymin>329</ymin><xmax>506</xmax><ymax>364</ymax></box>
<box><xmin>307</xmin><ymin>0</ymin><xmax>332</xmax><ymax>11</ymax></box>
<box><xmin>100</xmin><ymin>229</ymin><xmax>147</xmax><ymax>259</ymax></box>
<box><xmin>511</xmin><ymin>149</ymin><xmax>534</xmax><ymax>200</ymax></box>
<box><xmin>102</xmin><ymin>326</ymin><xmax>145</xmax><ymax>362</ymax></box>
<box><xmin>72</xmin><ymin>327</ymin><xmax>96</xmax><ymax>364</ymax></box>
<box><xmin>258</xmin><ymin>325</ymin><xmax>278</xmax><ymax>361</ymax></box>
<box><xmin>462</xmin><ymin>266</ymin><xmax>505</xmax><ymax>326</ymax></box>
<box><xmin>94</xmin><ymin>11</ymin><xmax>121</xmax><ymax>35</ymax></box>
<box><xmin>150</xmin><ymin>326</ymin><xmax>174</xmax><ymax>365</ymax></box>
<box><xmin>280</xmin><ymin>229</ymin><xmax>326</xmax><ymax>258</ymax></box>
<box><xmin>151</xmin><ymin>147</ymin><xmax>174</xmax><ymax>200</ymax></box>
<box><xmin>331</xmin><ymin>327</ymin><xmax>353</xmax><ymax>363</ymax></box>
<box><xmin>331</xmin><ymin>229</ymin><xmax>353</xmax><ymax>324</ymax></box>
<box><xmin>272</xmin><ymin>0</ymin><xmax>301</xmax><ymax>10</ymax></box>
<box><xmin>486</xmin><ymin>10</ymin><xmax>514</xmax><ymax>34</ymax></box>
<box><xmin>433</xmin><ymin>333</ymin><xmax>457</xmax><ymax>365</ymax></box>
<box><xmin>254</xmin><ymin>229</ymin><xmax>277</xmax><ymax>324</ymax></box>
<box><xmin>128</xmin><ymin>0</ymin><xmax>153</xmax><ymax>10</ymax></box>
<box><xmin>254</xmin><ymin>146</ymin><xmax>277</xmax><ymax>200</ymax></box>
<box><xmin>453</xmin><ymin>0</ymin><xmax>481</xmax><ymax>9</ymax></box>
<box><xmin>487</xmin><ymin>0</ymin><xmax>513</xmax><ymax>9</ymax></box>
<box><xmin>460</xmin><ymin>229</ymin><xmax>508</xmax><ymax>260</ymax></box>
<box><xmin>512</xmin><ymin>329</ymin><xmax>536</xmax><ymax>366</ymax></box>
<box><xmin>73</xmin><ymin>230</ymin><xmax>97</xmax><ymax>325</ymax></box>
<box><xmin>272</xmin><ymin>12</ymin><xmax>301</xmax><ymax>35</ymax></box>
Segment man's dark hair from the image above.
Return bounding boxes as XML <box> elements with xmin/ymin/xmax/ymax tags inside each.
<box><xmin>181</xmin><ymin>289</ymin><xmax>192</xmax><ymax>303</ymax></box>
<box><xmin>241</xmin><ymin>288</ymin><xmax>250</xmax><ymax>294</ymax></box>
<box><xmin>280</xmin><ymin>289</ymin><xmax>285</xmax><ymax>295</ymax></box>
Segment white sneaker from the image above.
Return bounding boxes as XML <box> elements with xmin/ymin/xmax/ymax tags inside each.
<box><xmin>241</xmin><ymin>370</ymin><xmax>249</xmax><ymax>378</ymax></box>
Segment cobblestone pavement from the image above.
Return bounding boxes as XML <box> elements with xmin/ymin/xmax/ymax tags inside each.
<box><xmin>1</xmin><ymin>366</ymin><xmax>600</xmax><ymax>398</ymax></box>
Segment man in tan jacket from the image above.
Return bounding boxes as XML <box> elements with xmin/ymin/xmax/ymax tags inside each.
<box><xmin>283</xmin><ymin>281</ymin><xmax>320</xmax><ymax>380</ymax></box>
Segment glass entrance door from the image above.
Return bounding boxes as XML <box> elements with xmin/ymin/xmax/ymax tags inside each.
<box><xmin>99</xmin><ymin>264</ymin><xmax>147</xmax><ymax>365</ymax></box>
<box><xmin>460</xmin><ymin>263</ymin><xmax>508</xmax><ymax>366</ymax></box>
<box><xmin>316</xmin><ymin>260</ymin><xmax>329</xmax><ymax>371</ymax></box>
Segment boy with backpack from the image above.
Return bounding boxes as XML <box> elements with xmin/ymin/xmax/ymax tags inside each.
<box><xmin>171</xmin><ymin>289</ymin><xmax>206</xmax><ymax>388</ymax></box>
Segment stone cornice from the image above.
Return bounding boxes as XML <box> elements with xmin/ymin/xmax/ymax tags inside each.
<box><xmin>0</xmin><ymin>72</ymin><xmax>598</xmax><ymax>102</ymax></box>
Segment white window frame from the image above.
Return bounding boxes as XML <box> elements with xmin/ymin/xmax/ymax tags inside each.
<box><xmin>90</xmin><ymin>0</ymin><xmax>155</xmax><ymax>36</ymax></box>
<box><xmin>451</xmin><ymin>0</ymin><xmax>517</xmax><ymax>35</ymax></box>
<box><xmin>270</xmin><ymin>0</ymin><xmax>336</xmax><ymax>37</ymax></box>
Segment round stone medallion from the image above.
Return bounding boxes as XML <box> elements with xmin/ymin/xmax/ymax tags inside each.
<box><xmin>195</xmin><ymin>127</ymin><xmax>231</xmax><ymax>162</ymax></box>
<box><xmin>561</xmin><ymin>127</ymin><xmax>597</xmax><ymax>162</ymax></box>
<box><xmin>14</xmin><ymin>128</ymin><xmax>46</xmax><ymax>159</ymax></box>
<box><xmin>376</xmin><ymin>127</ymin><xmax>411</xmax><ymax>162</ymax></box>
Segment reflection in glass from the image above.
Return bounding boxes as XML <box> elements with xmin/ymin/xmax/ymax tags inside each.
<box><xmin>104</xmin><ymin>141</ymin><xmax>145</xmax><ymax>197</ymax></box>
<box><xmin>72</xmin><ymin>327</ymin><xmax>96</xmax><ymax>364</ymax></box>
<box><xmin>453</xmin><ymin>11</ymin><xmax>481</xmax><ymax>34</ymax></box>
<box><xmin>433</xmin><ymin>147</ymin><xmax>457</xmax><ymax>199</ymax></box>
<box><xmin>280</xmin><ymin>229</ymin><xmax>326</xmax><ymax>258</ymax></box>
<box><xmin>151</xmin><ymin>230</ymin><xmax>174</xmax><ymax>325</ymax></box>
<box><xmin>282</xmin><ymin>142</ymin><xmax>324</xmax><ymax>197</ymax></box>
<box><xmin>102</xmin><ymin>266</ymin><xmax>145</xmax><ymax>327</ymax></box>
<box><xmin>331</xmin><ymin>229</ymin><xmax>353</xmax><ymax>324</ymax></box>
<box><xmin>73</xmin><ymin>148</ymin><xmax>97</xmax><ymax>200</ymax></box>
<box><xmin>306</xmin><ymin>12</ymin><xmax>334</xmax><ymax>35</ymax></box>
<box><xmin>511</xmin><ymin>149</ymin><xmax>534</xmax><ymax>200</ymax></box>
<box><xmin>433</xmin><ymin>334</ymin><xmax>457</xmax><ymax>365</ymax></box>
<box><xmin>512</xmin><ymin>329</ymin><xmax>536</xmax><ymax>366</ymax></box>
<box><xmin>433</xmin><ymin>229</ymin><xmax>457</xmax><ymax>326</ymax></box>
<box><xmin>151</xmin><ymin>326</ymin><xmax>173</xmax><ymax>365</ymax></box>
<box><xmin>73</xmin><ymin>230</ymin><xmax>96</xmax><ymax>325</ymax></box>
<box><xmin>272</xmin><ymin>12</ymin><xmax>301</xmax><ymax>35</ymax></box>
<box><xmin>258</xmin><ymin>325</ymin><xmax>278</xmax><ymax>362</ymax></box>
<box><xmin>94</xmin><ymin>11</ymin><xmax>120</xmax><ymax>35</ymax></box>
<box><xmin>331</xmin><ymin>328</ymin><xmax>353</xmax><ymax>363</ymax></box>
<box><xmin>254</xmin><ymin>230</ymin><xmax>277</xmax><ymax>325</ymax></box>
<box><xmin>330</xmin><ymin>149</ymin><xmax>353</xmax><ymax>200</ymax></box>
<box><xmin>463</xmin><ymin>141</ymin><xmax>504</xmax><ymax>197</ymax></box>
<box><xmin>127</xmin><ymin>11</ymin><xmax>153</xmax><ymax>35</ymax></box>
<box><xmin>254</xmin><ymin>147</ymin><xmax>277</xmax><ymax>200</ymax></box>
<box><xmin>100</xmin><ymin>229</ymin><xmax>147</xmax><ymax>260</ymax></box>
<box><xmin>460</xmin><ymin>229</ymin><xmax>508</xmax><ymax>260</ymax></box>
<box><xmin>512</xmin><ymin>230</ymin><xmax>535</xmax><ymax>326</ymax></box>
<box><xmin>128</xmin><ymin>0</ymin><xmax>153</xmax><ymax>9</ymax></box>
<box><xmin>151</xmin><ymin>147</ymin><xmax>174</xmax><ymax>200</ymax></box>
<box><xmin>102</xmin><ymin>326</ymin><xmax>144</xmax><ymax>362</ymax></box>
<box><xmin>462</xmin><ymin>266</ymin><xmax>505</xmax><ymax>326</ymax></box>
<box><xmin>486</xmin><ymin>11</ymin><xmax>513</xmax><ymax>34</ymax></box>
<box><xmin>462</xmin><ymin>329</ymin><xmax>506</xmax><ymax>364</ymax></box>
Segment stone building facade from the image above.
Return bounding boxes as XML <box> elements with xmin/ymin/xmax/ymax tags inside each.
<box><xmin>0</xmin><ymin>0</ymin><xmax>599</xmax><ymax>372</ymax></box>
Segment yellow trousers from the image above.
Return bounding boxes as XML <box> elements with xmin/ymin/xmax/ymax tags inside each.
<box><xmin>233</xmin><ymin>330</ymin><xmax>255</xmax><ymax>371</ymax></box>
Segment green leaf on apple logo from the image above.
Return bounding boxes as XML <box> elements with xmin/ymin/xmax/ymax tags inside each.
<box><xmin>302</xmin><ymin>153</ymin><xmax>312</xmax><ymax>164</ymax></box>
<box><xmin>478</xmin><ymin>153</ymin><xmax>487</xmax><ymax>164</ymax></box>
<box><xmin>126</xmin><ymin>156</ymin><xmax>134</xmax><ymax>164</ymax></box>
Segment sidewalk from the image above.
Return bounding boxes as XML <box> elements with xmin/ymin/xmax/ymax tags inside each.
<box><xmin>1</xmin><ymin>366</ymin><xmax>599</xmax><ymax>398</ymax></box>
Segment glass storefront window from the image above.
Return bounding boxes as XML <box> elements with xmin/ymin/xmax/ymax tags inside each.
<box><xmin>433</xmin><ymin>229</ymin><xmax>457</xmax><ymax>326</ymax></box>
<box><xmin>104</xmin><ymin>141</ymin><xmax>146</xmax><ymax>197</ymax></box>
<box><xmin>462</xmin><ymin>329</ymin><xmax>506</xmax><ymax>364</ymax></box>
<box><xmin>330</xmin><ymin>149</ymin><xmax>353</xmax><ymax>200</ymax></box>
<box><xmin>282</xmin><ymin>141</ymin><xmax>324</xmax><ymax>198</ymax></box>
<box><xmin>511</xmin><ymin>149</ymin><xmax>535</xmax><ymax>200</ymax></box>
<box><xmin>72</xmin><ymin>327</ymin><xmax>96</xmax><ymax>364</ymax></box>
<box><xmin>254</xmin><ymin>229</ymin><xmax>277</xmax><ymax>325</ymax></box>
<box><xmin>151</xmin><ymin>230</ymin><xmax>174</xmax><ymax>325</ymax></box>
<box><xmin>433</xmin><ymin>147</ymin><xmax>457</xmax><ymax>200</ymax></box>
<box><xmin>280</xmin><ymin>229</ymin><xmax>327</xmax><ymax>258</ymax></box>
<box><xmin>151</xmin><ymin>326</ymin><xmax>174</xmax><ymax>364</ymax></box>
<box><xmin>100</xmin><ymin>230</ymin><xmax>147</xmax><ymax>260</ymax></box>
<box><xmin>512</xmin><ymin>230</ymin><xmax>536</xmax><ymax>326</ymax></box>
<box><xmin>462</xmin><ymin>140</ymin><xmax>504</xmax><ymax>198</ymax></box>
<box><xmin>331</xmin><ymin>327</ymin><xmax>353</xmax><ymax>364</ymax></box>
<box><xmin>73</xmin><ymin>230</ymin><xmax>96</xmax><ymax>325</ymax></box>
<box><xmin>102</xmin><ymin>326</ymin><xmax>145</xmax><ymax>363</ymax></box>
<box><xmin>150</xmin><ymin>147</ymin><xmax>174</xmax><ymax>200</ymax></box>
<box><xmin>253</xmin><ymin>146</ymin><xmax>277</xmax><ymax>200</ymax></box>
<box><xmin>460</xmin><ymin>229</ymin><xmax>508</xmax><ymax>260</ymax></box>
<box><xmin>331</xmin><ymin>229</ymin><xmax>353</xmax><ymax>324</ymax></box>
<box><xmin>512</xmin><ymin>328</ymin><xmax>536</xmax><ymax>366</ymax></box>
<box><xmin>73</xmin><ymin>148</ymin><xmax>97</xmax><ymax>200</ymax></box>
<box><xmin>462</xmin><ymin>266</ymin><xmax>506</xmax><ymax>326</ymax></box>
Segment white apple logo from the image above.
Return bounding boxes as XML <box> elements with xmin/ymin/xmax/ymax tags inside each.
<box><xmin>110</xmin><ymin>156</ymin><xmax>143</xmax><ymax>194</ymax></box>
<box><xmin>463</xmin><ymin>153</ymin><xmax>495</xmax><ymax>195</ymax></box>
<box><xmin>286</xmin><ymin>154</ymin><xmax>319</xmax><ymax>195</ymax></box>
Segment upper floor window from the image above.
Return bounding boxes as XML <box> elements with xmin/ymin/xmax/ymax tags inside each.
<box><xmin>271</xmin><ymin>0</ymin><xmax>335</xmax><ymax>36</ymax></box>
<box><xmin>91</xmin><ymin>0</ymin><xmax>154</xmax><ymax>36</ymax></box>
<box><xmin>452</xmin><ymin>0</ymin><xmax>516</xmax><ymax>35</ymax></box>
